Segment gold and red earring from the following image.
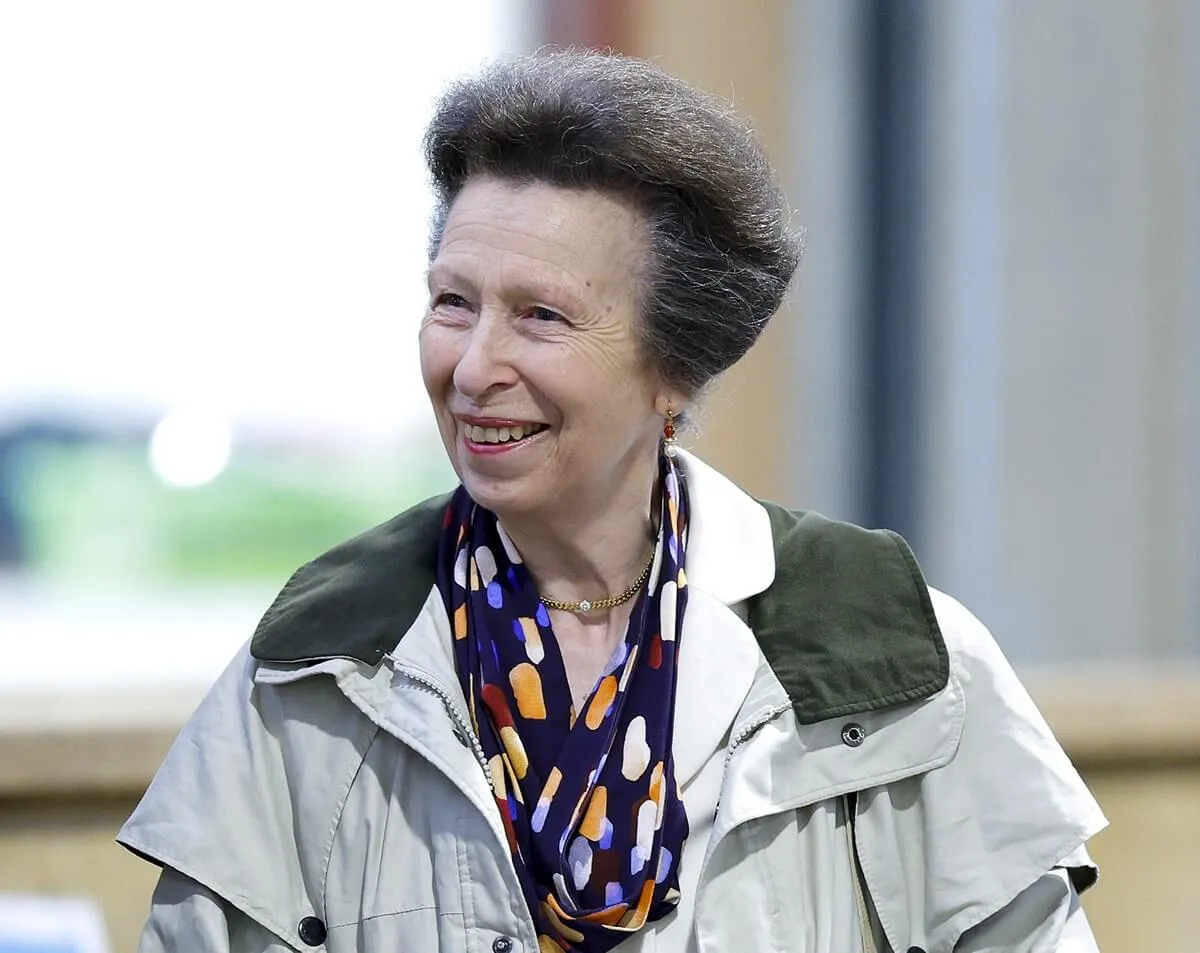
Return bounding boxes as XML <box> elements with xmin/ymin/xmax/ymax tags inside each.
<box><xmin>663</xmin><ymin>405</ymin><xmax>679</xmax><ymax>458</ymax></box>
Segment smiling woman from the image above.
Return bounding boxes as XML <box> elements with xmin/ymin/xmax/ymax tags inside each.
<box><xmin>118</xmin><ymin>49</ymin><xmax>1107</xmax><ymax>953</ymax></box>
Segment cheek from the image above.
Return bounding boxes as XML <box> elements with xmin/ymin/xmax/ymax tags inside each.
<box><xmin>418</xmin><ymin>329</ymin><xmax>455</xmax><ymax>398</ymax></box>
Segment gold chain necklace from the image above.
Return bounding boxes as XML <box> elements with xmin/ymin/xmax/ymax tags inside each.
<box><xmin>540</xmin><ymin>550</ymin><xmax>656</xmax><ymax>614</ymax></box>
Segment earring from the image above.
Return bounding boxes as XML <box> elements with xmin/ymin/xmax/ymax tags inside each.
<box><xmin>663</xmin><ymin>405</ymin><xmax>679</xmax><ymax>458</ymax></box>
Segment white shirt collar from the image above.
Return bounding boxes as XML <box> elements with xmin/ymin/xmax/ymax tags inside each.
<box><xmin>675</xmin><ymin>449</ymin><xmax>776</xmax><ymax>605</ymax></box>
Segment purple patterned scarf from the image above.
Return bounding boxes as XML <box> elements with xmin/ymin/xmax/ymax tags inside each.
<box><xmin>437</xmin><ymin>451</ymin><xmax>690</xmax><ymax>953</ymax></box>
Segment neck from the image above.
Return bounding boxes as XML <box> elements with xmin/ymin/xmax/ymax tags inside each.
<box><xmin>499</xmin><ymin>460</ymin><xmax>660</xmax><ymax>606</ymax></box>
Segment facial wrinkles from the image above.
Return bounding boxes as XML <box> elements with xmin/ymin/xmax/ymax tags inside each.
<box><xmin>427</xmin><ymin>178</ymin><xmax>656</xmax><ymax>413</ymax></box>
<box><xmin>443</xmin><ymin>182</ymin><xmax>641</xmax><ymax>306</ymax></box>
<box><xmin>441</xmin><ymin>234</ymin><xmax>593</xmax><ymax>324</ymax></box>
<box><xmin>434</xmin><ymin>261</ymin><xmax>637</xmax><ymax>390</ymax></box>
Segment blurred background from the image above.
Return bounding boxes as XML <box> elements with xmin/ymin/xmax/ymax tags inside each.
<box><xmin>0</xmin><ymin>1</ymin><xmax>1196</xmax><ymax>950</ymax></box>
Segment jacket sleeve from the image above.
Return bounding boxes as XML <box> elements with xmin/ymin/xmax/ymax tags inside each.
<box><xmin>955</xmin><ymin>868</ymin><xmax>1100</xmax><ymax>952</ymax></box>
<box><xmin>137</xmin><ymin>866</ymin><xmax>295</xmax><ymax>953</ymax></box>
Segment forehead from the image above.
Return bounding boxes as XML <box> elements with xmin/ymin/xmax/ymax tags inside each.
<box><xmin>432</xmin><ymin>176</ymin><xmax>647</xmax><ymax>299</ymax></box>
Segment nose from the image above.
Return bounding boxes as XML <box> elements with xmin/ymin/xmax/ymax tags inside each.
<box><xmin>452</xmin><ymin>309</ymin><xmax>518</xmax><ymax>402</ymax></box>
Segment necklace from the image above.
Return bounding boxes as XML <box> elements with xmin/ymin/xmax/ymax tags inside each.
<box><xmin>540</xmin><ymin>550</ymin><xmax>656</xmax><ymax>614</ymax></box>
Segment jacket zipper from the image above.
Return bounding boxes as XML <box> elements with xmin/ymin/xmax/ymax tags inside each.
<box><xmin>704</xmin><ymin>701</ymin><xmax>794</xmax><ymax>857</ymax></box>
<box><xmin>382</xmin><ymin>655</ymin><xmax>542</xmax><ymax>945</ymax></box>
<box><xmin>723</xmin><ymin>702</ymin><xmax>793</xmax><ymax>768</ymax></box>
<box><xmin>680</xmin><ymin>701</ymin><xmax>794</xmax><ymax>953</ymax></box>
<box><xmin>383</xmin><ymin>653</ymin><xmax>490</xmax><ymax>779</ymax></box>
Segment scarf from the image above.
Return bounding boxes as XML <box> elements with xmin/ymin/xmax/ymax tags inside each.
<box><xmin>436</xmin><ymin>452</ymin><xmax>690</xmax><ymax>953</ymax></box>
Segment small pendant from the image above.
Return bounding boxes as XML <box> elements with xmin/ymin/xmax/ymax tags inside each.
<box><xmin>578</xmin><ymin>600</ymin><xmax>592</xmax><ymax>613</ymax></box>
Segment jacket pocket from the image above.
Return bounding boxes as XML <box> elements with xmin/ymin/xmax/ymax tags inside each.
<box><xmin>324</xmin><ymin>730</ymin><xmax>477</xmax><ymax>928</ymax></box>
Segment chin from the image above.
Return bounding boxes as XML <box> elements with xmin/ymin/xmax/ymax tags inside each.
<box><xmin>459</xmin><ymin>472</ymin><xmax>551</xmax><ymax>521</ymax></box>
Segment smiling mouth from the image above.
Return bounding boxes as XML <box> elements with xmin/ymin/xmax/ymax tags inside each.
<box><xmin>463</xmin><ymin>422</ymin><xmax>548</xmax><ymax>446</ymax></box>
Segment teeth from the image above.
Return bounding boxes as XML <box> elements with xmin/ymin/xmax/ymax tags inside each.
<box><xmin>465</xmin><ymin>423</ymin><xmax>544</xmax><ymax>444</ymax></box>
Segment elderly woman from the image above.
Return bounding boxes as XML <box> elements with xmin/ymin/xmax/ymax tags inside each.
<box><xmin>120</xmin><ymin>50</ymin><xmax>1106</xmax><ymax>953</ymax></box>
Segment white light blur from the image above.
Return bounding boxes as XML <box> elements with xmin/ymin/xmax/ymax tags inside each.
<box><xmin>148</xmin><ymin>407</ymin><xmax>233</xmax><ymax>488</ymax></box>
<box><xmin>0</xmin><ymin>1</ymin><xmax>533</xmax><ymax>445</ymax></box>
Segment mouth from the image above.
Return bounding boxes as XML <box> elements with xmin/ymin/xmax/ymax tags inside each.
<box><xmin>461</xmin><ymin>421</ymin><xmax>549</xmax><ymax>448</ymax></box>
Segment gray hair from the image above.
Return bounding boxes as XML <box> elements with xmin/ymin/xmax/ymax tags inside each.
<box><xmin>422</xmin><ymin>48</ymin><xmax>802</xmax><ymax>398</ymax></box>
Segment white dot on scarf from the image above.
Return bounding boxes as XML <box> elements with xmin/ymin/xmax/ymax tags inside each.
<box><xmin>474</xmin><ymin>545</ymin><xmax>497</xmax><ymax>586</ymax></box>
<box><xmin>454</xmin><ymin>547</ymin><xmax>468</xmax><ymax>588</ymax></box>
<box><xmin>660</xmin><ymin>581</ymin><xmax>678</xmax><ymax>640</ymax></box>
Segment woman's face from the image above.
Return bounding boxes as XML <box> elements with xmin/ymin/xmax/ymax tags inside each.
<box><xmin>420</xmin><ymin>176</ymin><xmax>672</xmax><ymax>526</ymax></box>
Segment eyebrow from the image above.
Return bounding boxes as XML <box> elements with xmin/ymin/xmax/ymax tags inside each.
<box><xmin>425</xmin><ymin>262</ymin><xmax>476</xmax><ymax>290</ymax></box>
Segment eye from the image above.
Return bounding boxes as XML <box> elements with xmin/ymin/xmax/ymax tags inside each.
<box><xmin>526</xmin><ymin>306</ymin><xmax>565</xmax><ymax>323</ymax></box>
<box><xmin>433</xmin><ymin>292</ymin><xmax>470</xmax><ymax>310</ymax></box>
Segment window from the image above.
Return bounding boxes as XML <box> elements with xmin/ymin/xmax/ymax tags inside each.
<box><xmin>0</xmin><ymin>2</ymin><xmax>533</xmax><ymax>696</ymax></box>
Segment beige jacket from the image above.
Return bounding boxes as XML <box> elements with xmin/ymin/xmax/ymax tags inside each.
<box><xmin>119</xmin><ymin>454</ymin><xmax>1107</xmax><ymax>952</ymax></box>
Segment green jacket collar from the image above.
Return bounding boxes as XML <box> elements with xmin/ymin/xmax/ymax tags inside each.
<box><xmin>252</xmin><ymin>464</ymin><xmax>947</xmax><ymax>725</ymax></box>
<box><xmin>746</xmin><ymin>502</ymin><xmax>948</xmax><ymax>722</ymax></box>
<box><xmin>252</xmin><ymin>493</ymin><xmax>448</xmax><ymax>669</ymax></box>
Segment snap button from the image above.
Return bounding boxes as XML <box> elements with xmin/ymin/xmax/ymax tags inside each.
<box><xmin>492</xmin><ymin>937</ymin><xmax>514</xmax><ymax>953</ymax></box>
<box><xmin>841</xmin><ymin>723</ymin><xmax>866</xmax><ymax>747</ymax></box>
<box><xmin>297</xmin><ymin>916</ymin><xmax>327</xmax><ymax>947</ymax></box>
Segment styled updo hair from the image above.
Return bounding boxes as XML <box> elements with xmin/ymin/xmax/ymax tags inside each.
<box><xmin>422</xmin><ymin>48</ymin><xmax>802</xmax><ymax>398</ymax></box>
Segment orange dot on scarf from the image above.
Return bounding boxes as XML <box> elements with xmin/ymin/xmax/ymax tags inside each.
<box><xmin>499</xmin><ymin>726</ymin><xmax>529</xmax><ymax>779</ymax></box>
<box><xmin>579</xmin><ymin>785</ymin><xmax>609</xmax><ymax>842</ymax></box>
<box><xmin>542</xmin><ymin>897</ymin><xmax>586</xmax><ymax>944</ymax></box>
<box><xmin>510</xmin><ymin>663</ymin><xmax>547</xmax><ymax>720</ymax></box>
<box><xmin>582</xmin><ymin>904</ymin><xmax>630</xmax><ymax>926</ymax></box>
<box><xmin>630</xmin><ymin>879</ymin><xmax>657</xmax><ymax>926</ymax></box>
<box><xmin>585</xmin><ymin>675</ymin><xmax>618</xmax><ymax>730</ymax></box>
